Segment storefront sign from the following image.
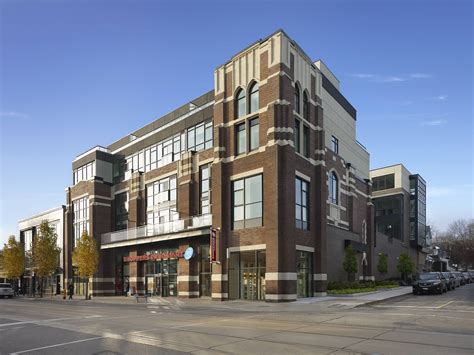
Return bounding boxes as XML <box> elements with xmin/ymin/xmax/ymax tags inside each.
<box><xmin>184</xmin><ymin>247</ymin><xmax>194</xmax><ymax>261</ymax></box>
<box><xmin>123</xmin><ymin>250</ymin><xmax>183</xmax><ymax>262</ymax></box>
<box><xmin>210</xmin><ymin>228</ymin><xmax>217</xmax><ymax>262</ymax></box>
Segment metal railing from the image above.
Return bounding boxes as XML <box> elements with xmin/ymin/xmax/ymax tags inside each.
<box><xmin>101</xmin><ymin>214</ymin><xmax>212</xmax><ymax>245</ymax></box>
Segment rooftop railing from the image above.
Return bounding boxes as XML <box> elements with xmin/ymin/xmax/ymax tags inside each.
<box><xmin>101</xmin><ymin>214</ymin><xmax>212</xmax><ymax>245</ymax></box>
<box><xmin>74</xmin><ymin>145</ymin><xmax>110</xmax><ymax>162</ymax></box>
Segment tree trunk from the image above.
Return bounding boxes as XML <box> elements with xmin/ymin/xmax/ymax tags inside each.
<box><xmin>40</xmin><ymin>277</ymin><xmax>43</xmax><ymax>298</ymax></box>
<box><xmin>85</xmin><ymin>279</ymin><xmax>88</xmax><ymax>300</ymax></box>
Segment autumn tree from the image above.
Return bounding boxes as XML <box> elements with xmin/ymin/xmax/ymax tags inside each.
<box><xmin>3</xmin><ymin>236</ymin><xmax>25</xmax><ymax>287</ymax></box>
<box><xmin>397</xmin><ymin>252</ymin><xmax>414</xmax><ymax>284</ymax></box>
<box><xmin>72</xmin><ymin>230</ymin><xmax>99</xmax><ymax>300</ymax></box>
<box><xmin>343</xmin><ymin>245</ymin><xmax>358</xmax><ymax>282</ymax></box>
<box><xmin>31</xmin><ymin>221</ymin><xmax>61</xmax><ymax>297</ymax></box>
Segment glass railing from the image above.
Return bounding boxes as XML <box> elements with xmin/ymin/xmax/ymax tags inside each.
<box><xmin>101</xmin><ymin>214</ymin><xmax>212</xmax><ymax>245</ymax></box>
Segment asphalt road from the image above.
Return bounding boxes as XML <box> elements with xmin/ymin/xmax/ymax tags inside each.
<box><xmin>0</xmin><ymin>284</ymin><xmax>473</xmax><ymax>354</ymax></box>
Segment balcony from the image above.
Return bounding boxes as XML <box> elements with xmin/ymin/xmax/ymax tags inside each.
<box><xmin>101</xmin><ymin>214</ymin><xmax>212</xmax><ymax>247</ymax></box>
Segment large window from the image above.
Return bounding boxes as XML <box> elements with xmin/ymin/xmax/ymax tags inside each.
<box><xmin>303</xmin><ymin>125</ymin><xmax>309</xmax><ymax>157</ymax></box>
<box><xmin>233</xmin><ymin>175</ymin><xmax>263</xmax><ymax>229</ymax></box>
<box><xmin>294</xmin><ymin>84</ymin><xmax>301</xmax><ymax>114</ymax></box>
<box><xmin>146</xmin><ymin>175</ymin><xmax>178</xmax><ymax>228</ymax></box>
<box><xmin>23</xmin><ymin>230</ymin><xmax>33</xmax><ymax>252</ymax></box>
<box><xmin>200</xmin><ymin>165</ymin><xmax>211</xmax><ymax>214</ymax></box>
<box><xmin>73</xmin><ymin>162</ymin><xmax>95</xmax><ymax>185</ymax></box>
<box><xmin>114</xmin><ymin>192</ymin><xmax>128</xmax><ymax>231</ymax></box>
<box><xmin>303</xmin><ymin>91</ymin><xmax>309</xmax><ymax>119</ymax></box>
<box><xmin>295</xmin><ymin>119</ymin><xmax>301</xmax><ymax>153</ymax></box>
<box><xmin>329</xmin><ymin>172</ymin><xmax>339</xmax><ymax>204</ymax></box>
<box><xmin>236</xmin><ymin>123</ymin><xmax>246</xmax><ymax>155</ymax></box>
<box><xmin>295</xmin><ymin>177</ymin><xmax>309</xmax><ymax>230</ymax></box>
<box><xmin>187</xmin><ymin>121</ymin><xmax>213</xmax><ymax>151</ymax></box>
<box><xmin>249</xmin><ymin>118</ymin><xmax>259</xmax><ymax>151</ymax></box>
<box><xmin>73</xmin><ymin>197</ymin><xmax>89</xmax><ymax>247</ymax></box>
<box><xmin>372</xmin><ymin>174</ymin><xmax>395</xmax><ymax>192</ymax></box>
<box><xmin>249</xmin><ymin>82</ymin><xmax>259</xmax><ymax>113</ymax></box>
<box><xmin>236</xmin><ymin>89</ymin><xmax>246</xmax><ymax>118</ymax></box>
<box><xmin>331</xmin><ymin>135</ymin><xmax>339</xmax><ymax>154</ymax></box>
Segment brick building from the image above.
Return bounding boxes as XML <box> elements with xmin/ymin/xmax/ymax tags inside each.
<box><xmin>63</xmin><ymin>30</ymin><xmax>376</xmax><ymax>301</ymax></box>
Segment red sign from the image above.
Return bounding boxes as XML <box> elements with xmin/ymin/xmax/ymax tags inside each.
<box><xmin>124</xmin><ymin>250</ymin><xmax>183</xmax><ymax>262</ymax></box>
<box><xmin>210</xmin><ymin>228</ymin><xmax>217</xmax><ymax>262</ymax></box>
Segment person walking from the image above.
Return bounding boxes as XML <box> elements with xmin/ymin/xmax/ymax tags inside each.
<box><xmin>68</xmin><ymin>283</ymin><xmax>74</xmax><ymax>300</ymax></box>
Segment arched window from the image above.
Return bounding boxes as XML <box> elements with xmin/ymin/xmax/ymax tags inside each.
<box><xmin>303</xmin><ymin>91</ymin><xmax>309</xmax><ymax>119</ymax></box>
<box><xmin>294</xmin><ymin>83</ymin><xmax>301</xmax><ymax>114</ymax></box>
<box><xmin>236</xmin><ymin>89</ymin><xmax>246</xmax><ymax>118</ymax></box>
<box><xmin>249</xmin><ymin>82</ymin><xmax>259</xmax><ymax>113</ymax></box>
<box><xmin>330</xmin><ymin>172</ymin><xmax>339</xmax><ymax>204</ymax></box>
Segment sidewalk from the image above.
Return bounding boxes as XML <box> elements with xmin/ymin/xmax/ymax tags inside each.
<box><xmin>16</xmin><ymin>287</ymin><xmax>412</xmax><ymax>310</ymax></box>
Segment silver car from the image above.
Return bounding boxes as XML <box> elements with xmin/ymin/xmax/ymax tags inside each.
<box><xmin>0</xmin><ymin>283</ymin><xmax>14</xmax><ymax>298</ymax></box>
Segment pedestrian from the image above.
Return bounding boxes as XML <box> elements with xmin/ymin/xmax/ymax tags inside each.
<box><xmin>68</xmin><ymin>283</ymin><xmax>74</xmax><ymax>300</ymax></box>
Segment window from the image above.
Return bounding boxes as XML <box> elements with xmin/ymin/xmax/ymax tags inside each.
<box><xmin>249</xmin><ymin>82</ymin><xmax>259</xmax><ymax>113</ymax></box>
<box><xmin>187</xmin><ymin>120</ymin><xmax>213</xmax><ymax>151</ymax></box>
<box><xmin>331</xmin><ymin>135</ymin><xmax>339</xmax><ymax>154</ymax></box>
<box><xmin>23</xmin><ymin>230</ymin><xmax>33</xmax><ymax>252</ymax></box>
<box><xmin>236</xmin><ymin>89</ymin><xmax>246</xmax><ymax>118</ymax></box>
<box><xmin>73</xmin><ymin>162</ymin><xmax>95</xmax><ymax>184</ymax></box>
<box><xmin>294</xmin><ymin>84</ymin><xmax>301</xmax><ymax>114</ymax></box>
<box><xmin>233</xmin><ymin>175</ymin><xmax>263</xmax><ymax>229</ymax></box>
<box><xmin>303</xmin><ymin>91</ymin><xmax>309</xmax><ymax>119</ymax></box>
<box><xmin>329</xmin><ymin>172</ymin><xmax>338</xmax><ymax>204</ymax></box>
<box><xmin>295</xmin><ymin>177</ymin><xmax>309</xmax><ymax>230</ymax></box>
<box><xmin>249</xmin><ymin>118</ymin><xmax>259</xmax><ymax>151</ymax></box>
<box><xmin>236</xmin><ymin>123</ymin><xmax>246</xmax><ymax>155</ymax></box>
<box><xmin>146</xmin><ymin>175</ymin><xmax>178</xmax><ymax>229</ymax></box>
<box><xmin>200</xmin><ymin>165</ymin><xmax>211</xmax><ymax>214</ymax></box>
<box><xmin>73</xmin><ymin>196</ymin><xmax>89</xmax><ymax>247</ymax></box>
<box><xmin>115</xmin><ymin>192</ymin><xmax>128</xmax><ymax>231</ymax></box>
<box><xmin>295</xmin><ymin>119</ymin><xmax>301</xmax><ymax>153</ymax></box>
<box><xmin>372</xmin><ymin>174</ymin><xmax>395</xmax><ymax>192</ymax></box>
<box><xmin>303</xmin><ymin>125</ymin><xmax>309</xmax><ymax>157</ymax></box>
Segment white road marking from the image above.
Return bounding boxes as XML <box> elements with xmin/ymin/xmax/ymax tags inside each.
<box><xmin>9</xmin><ymin>336</ymin><xmax>104</xmax><ymax>354</ymax></box>
<box><xmin>0</xmin><ymin>315</ymin><xmax>102</xmax><ymax>327</ymax></box>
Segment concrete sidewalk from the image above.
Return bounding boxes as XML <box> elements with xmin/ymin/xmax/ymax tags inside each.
<box><xmin>16</xmin><ymin>287</ymin><xmax>412</xmax><ymax>311</ymax></box>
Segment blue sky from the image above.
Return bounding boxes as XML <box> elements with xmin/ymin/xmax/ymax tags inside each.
<box><xmin>1</xmin><ymin>0</ymin><xmax>472</xmax><ymax>245</ymax></box>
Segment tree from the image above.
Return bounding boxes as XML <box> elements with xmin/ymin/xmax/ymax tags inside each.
<box><xmin>343</xmin><ymin>245</ymin><xmax>358</xmax><ymax>282</ymax></box>
<box><xmin>396</xmin><ymin>252</ymin><xmax>414</xmax><ymax>284</ymax></box>
<box><xmin>72</xmin><ymin>230</ymin><xmax>99</xmax><ymax>300</ymax></box>
<box><xmin>434</xmin><ymin>219</ymin><xmax>474</xmax><ymax>270</ymax></box>
<box><xmin>3</xmin><ymin>236</ymin><xmax>25</xmax><ymax>287</ymax></box>
<box><xmin>377</xmin><ymin>252</ymin><xmax>388</xmax><ymax>276</ymax></box>
<box><xmin>31</xmin><ymin>221</ymin><xmax>61</xmax><ymax>297</ymax></box>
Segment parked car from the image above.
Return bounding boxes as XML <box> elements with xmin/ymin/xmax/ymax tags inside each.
<box><xmin>442</xmin><ymin>272</ymin><xmax>455</xmax><ymax>291</ymax></box>
<box><xmin>454</xmin><ymin>272</ymin><xmax>466</xmax><ymax>286</ymax></box>
<box><xmin>0</xmin><ymin>283</ymin><xmax>14</xmax><ymax>299</ymax></box>
<box><xmin>462</xmin><ymin>272</ymin><xmax>471</xmax><ymax>284</ymax></box>
<box><xmin>413</xmin><ymin>272</ymin><xmax>447</xmax><ymax>295</ymax></box>
<box><xmin>451</xmin><ymin>272</ymin><xmax>461</xmax><ymax>288</ymax></box>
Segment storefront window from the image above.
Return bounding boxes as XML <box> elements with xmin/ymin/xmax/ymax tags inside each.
<box><xmin>199</xmin><ymin>245</ymin><xmax>211</xmax><ymax>297</ymax></box>
<box><xmin>144</xmin><ymin>258</ymin><xmax>178</xmax><ymax>297</ymax></box>
<box><xmin>229</xmin><ymin>250</ymin><xmax>266</xmax><ymax>300</ymax></box>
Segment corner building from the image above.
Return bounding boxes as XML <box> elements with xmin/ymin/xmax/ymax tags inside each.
<box><xmin>65</xmin><ymin>30</ymin><xmax>374</xmax><ymax>301</ymax></box>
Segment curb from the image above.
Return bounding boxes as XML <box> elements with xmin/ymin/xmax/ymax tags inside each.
<box><xmin>354</xmin><ymin>290</ymin><xmax>413</xmax><ymax>308</ymax></box>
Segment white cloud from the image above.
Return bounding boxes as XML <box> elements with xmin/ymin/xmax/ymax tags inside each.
<box><xmin>0</xmin><ymin>111</ymin><xmax>29</xmax><ymax>118</ymax></box>
<box><xmin>420</xmin><ymin>119</ymin><xmax>447</xmax><ymax>126</ymax></box>
<box><xmin>410</xmin><ymin>73</ymin><xmax>432</xmax><ymax>79</ymax></box>
<box><xmin>350</xmin><ymin>72</ymin><xmax>432</xmax><ymax>83</ymax></box>
<box><xmin>434</xmin><ymin>95</ymin><xmax>447</xmax><ymax>101</ymax></box>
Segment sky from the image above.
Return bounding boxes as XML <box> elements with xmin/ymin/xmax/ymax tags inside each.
<box><xmin>0</xmin><ymin>0</ymin><xmax>472</xmax><ymax>245</ymax></box>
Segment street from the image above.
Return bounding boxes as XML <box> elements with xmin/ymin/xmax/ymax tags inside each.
<box><xmin>0</xmin><ymin>285</ymin><xmax>473</xmax><ymax>355</ymax></box>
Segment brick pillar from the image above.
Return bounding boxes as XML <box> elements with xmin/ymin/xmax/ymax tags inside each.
<box><xmin>314</xmin><ymin>105</ymin><xmax>328</xmax><ymax>296</ymax></box>
<box><xmin>177</xmin><ymin>240</ymin><xmax>199</xmax><ymax>298</ymax></box>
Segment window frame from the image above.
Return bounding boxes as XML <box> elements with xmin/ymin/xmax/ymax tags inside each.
<box><xmin>249</xmin><ymin>82</ymin><xmax>259</xmax><ymax>114</ymax></box>
<box><xmin>232</xmin><ymin>174</ymin><xmax>263</xmax><ymax>230</ymax></box>
<box><xmin>249</xmin><ymin>117</ymin><xmax>260</xmax><ymax>152</ymax></box>
<box><xmin>295</xmin><ymin>177</ymin><xmax>309</xmax><ymax>230</ymax></box>
<box><xmin>329</xmin><ymin>172</ymin><xmax>339</xmax><ymax>204</ymax></box>
<box><xmin>236</xmin><ymin>88</ymin><xmax>246</xmax><ymax>118</ymax></box>
<box><xmin>331</xmin><ymin>135</ymin><xmax>339</xmax><ymax>155</ymax></box>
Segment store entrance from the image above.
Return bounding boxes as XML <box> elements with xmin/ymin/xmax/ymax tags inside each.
<box><xmin>229</xmin><ymin>250</ymin><xmax>266</xmax><ymax>300</ymax></box>
<box><xmin>144</xmin><ymin>259</ymin><xmax>178</xmax><ymax>297</ymax></box>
